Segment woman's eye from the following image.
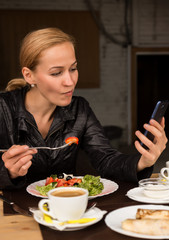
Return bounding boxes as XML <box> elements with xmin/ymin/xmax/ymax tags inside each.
<box><xmin>51</xmin><ymin>72</ymin><xmax>62</xmax><ymax>76</ymax></box>
<box><xmin>70</xmin><ymin>67</ymin><xmax>78</xmax><ymax>72</ymax></box>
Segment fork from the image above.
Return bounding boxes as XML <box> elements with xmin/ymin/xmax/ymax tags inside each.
<box><xmin>0</xmin><ymin>142</ymin><xmax>74</xmax><ymax>152</ymax></box>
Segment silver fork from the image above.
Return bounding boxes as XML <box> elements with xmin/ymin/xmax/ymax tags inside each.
<box><xmin>0</xmin><ymin>142</ymin><xmax>74</xmax><ymax>152</ymax></box>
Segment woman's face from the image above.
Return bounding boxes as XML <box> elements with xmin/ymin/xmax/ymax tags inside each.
<box><xmin>29</xmin><ymin>42</ymin><xmax>78</xmax><ymax>107</ymax></box>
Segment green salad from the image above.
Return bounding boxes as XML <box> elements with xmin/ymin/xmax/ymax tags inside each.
<box><xmin>35</xmin><ymin>174</ymin><xmax>104</xmax><ymax>196</ymax></box>
<box><xmin>36</xmin><ymin>183</ymin><xmax>55</xmax><ymax>196</ymax></box>
<box><xmin>77</xmin><ymin>175</ymin><xmax>104</xmax><ymax>196</ymax></box>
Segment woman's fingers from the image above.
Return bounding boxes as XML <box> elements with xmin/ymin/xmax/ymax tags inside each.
<box><xmin>135</xmin><ymin>118</ymin><xmax>168</xmax><ymax>171</ymax></box>
<box><xmin>3</xmin><ymin>146</ymin><xmax>36</xmax><ymax>165</ymax></box>
<box><xmin>135</xmin><ymin>119</ymin><xmax>167</xmax><ymax>149</ymax></box>
<box><xmin>9</xmin><ymin>155</ymin><xmax>33</xmax><ymax>177</ymax></box>
<box><xmin>2</xmin><ymin>145</ymin><xmax>37</xmax><ymax>178</ymax></box>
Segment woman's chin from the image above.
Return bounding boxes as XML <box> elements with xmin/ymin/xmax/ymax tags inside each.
<box><xmin>59</xmin><ymin>98</ymin><xmax>72</xmax><ymax>107</ymax></box>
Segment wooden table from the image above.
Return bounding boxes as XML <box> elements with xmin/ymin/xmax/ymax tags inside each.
<box><xmin>0</xmin><ymin>190</ymin><xmax>42</xmax><ymax>240</ymax></box>
<box><xmin>0</xmin><ymin>178</ymin><xmax>161</xmax><ymax>240</ymax></box>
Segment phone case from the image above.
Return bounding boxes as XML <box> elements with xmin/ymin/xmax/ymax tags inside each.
<box><xmin>141</xmin><ymin>100</ymin><xmax>169</xmax><ymax>147</ymax></box>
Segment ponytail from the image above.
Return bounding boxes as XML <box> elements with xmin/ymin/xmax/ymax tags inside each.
<box><xmin>5</xmin><ymin>78</ymin><xmax>28</xmax><ymax>91</ymax></box>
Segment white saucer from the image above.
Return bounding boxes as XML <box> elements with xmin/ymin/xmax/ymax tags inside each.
<box><xmin>33</xmin><ymin>207</ymin><xmax>107</xmax><ymax>231</ymax></box>
<box><xmin>126</xmin><ymin>187</ymin><xmax>169</xmax><ymax>204</ymax></box>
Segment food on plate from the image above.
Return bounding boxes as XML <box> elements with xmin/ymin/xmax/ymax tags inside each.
<box><xmin>136</xmin><ymin>208</ymin><xmax>169</xmax><ymax>219</ymax></box>
<box><xmin>122</xmin><ymin>208</ymin><xmax>169</xmax><ymax>236</ymax></box>
<box><xmin>65</xmin><ymin>136</ymin><xmax>79</xmax><ymax>145</ymax></box>
<box><xmin>122</xmin><ymin>218</ymin><xmax>169</xmax><ymax>236</ymax></box>
<box><xmin>36</xmin><ymin>174</ymin><xmax>104</xmax><ymax>197</ymax></box>
<box><xmin>78</xmin><ymin>175</ymin><xmax>104</xmax><ymax>196</ymax></box>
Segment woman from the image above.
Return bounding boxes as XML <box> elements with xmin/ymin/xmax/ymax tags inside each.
<box><xmin>0</xmin><ymin>27</ymin><xmax>167</xmax><ymax>189</ymax></box>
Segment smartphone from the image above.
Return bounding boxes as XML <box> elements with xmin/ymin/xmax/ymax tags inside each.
<box><xmin>141</xmin><ymin>100</ymin><xmax>169</xmax><ymax>148</ymax></box>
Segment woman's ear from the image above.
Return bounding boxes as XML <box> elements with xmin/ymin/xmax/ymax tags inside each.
<box><xmin>22</xmin><ymin>67</ymin><xmax>35</xmax><ymax>85</ymax></box>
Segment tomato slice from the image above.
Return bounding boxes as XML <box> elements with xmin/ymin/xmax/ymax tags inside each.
<box><xmin>77</xmin><ymin>178</ymin><xmax>82</xmax><ymax>183</ymax></box>
<box><xmin>45</xmin><ymin>177</ymin><xmax>54</xmax><ymax>186</ymax></box>
<box><xmin>57</xmin><ymin>179</ymin><xmax>68</xmax><ymax>187</ymax></box>
<box><xmin>45</xmin><ymin>177</ymin><xmax>50</xmax><ymax>186</ymax></box>
<box><xmin>67</xmin><ymin>178</ymin><xmax>82</xmax><ymax>186</ymax></box>
<box><xmin>45</xmin><ymin>174</ymin><xmax>82</xmax><ymax>188</ymax></box>
<box><xmin>65</xmin><ymin>137</ymin><xmax>79</xmax><ymax>145</ymax></box>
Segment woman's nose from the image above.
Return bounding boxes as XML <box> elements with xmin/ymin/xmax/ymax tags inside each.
<box><xmin>63</xmin><ymin>72</ymin><xmax>74</xmax><ymax>86</ymax></box>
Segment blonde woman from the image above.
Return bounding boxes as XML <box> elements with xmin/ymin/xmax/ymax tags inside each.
<box><xmin>0</xmin><ymin>28</ymin><xmax>167</xmax><ymax>189</ymax></box>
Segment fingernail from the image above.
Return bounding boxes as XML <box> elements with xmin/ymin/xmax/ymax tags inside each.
<box><xmin>24</xmin><ymin>145</ymin><xmax>29</xmax><ymax>149</ymax></box>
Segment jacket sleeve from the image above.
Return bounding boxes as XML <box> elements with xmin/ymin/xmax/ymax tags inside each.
<box><xmin>0</xmin><ymin>156</ymin><xmax>26</xmax><ymax>189</ymax></box>
<box><xmin>80</xmin><ymin>99</ymin><xmax>153</xmax><ymax>183</ymax></box>
<box><xmin>0</xmin><ymin>97</ymin><xmax>26</xmax><ymax>189</ymax></box>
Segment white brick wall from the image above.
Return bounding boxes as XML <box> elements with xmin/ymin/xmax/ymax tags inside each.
<box><xmin>0</xmin><ymin>0</ymin><xmax>169</xmax><ymax>146</ymax></box>
<box><xmin>132</xmin><ymin>0</ymin><xmax>169</xmax><ymax>46</ymax></box>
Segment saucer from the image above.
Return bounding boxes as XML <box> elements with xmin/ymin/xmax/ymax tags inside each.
<box><xmin>126</xmin><ymin>187</ymin><xmax>169</xmax><ymax>204</ymax></box>
<box><xmin>33</xmin><ymin>207</ymin><xmax>107</xmax><ymax>231</ymax></box>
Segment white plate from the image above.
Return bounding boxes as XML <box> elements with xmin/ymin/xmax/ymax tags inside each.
<box><xmin>26</xmin><ymin>177</ymin><xmax>118</xmax><ymax>199</ymax></box>
<box><xmin>105</xmin><ymin>204</ymin><xmax>169</xmax><ymax>239</ymax></box>
<box><xmin>126</xmin><ymin>187</ymin><xmax>169</xmax><ymax>204</ymax></box>
<box><xmin>33</xmin><ymin>207</ymin><xmax>107</xmax><ymax>231</ymax></box>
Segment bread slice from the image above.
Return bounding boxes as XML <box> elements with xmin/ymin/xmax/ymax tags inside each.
<box><xmin>136</xmin><ymin>208</ymin><xmax>169</xmax><ymax>219</ymax></box>
<box><xmin>122</xmin><ymin>218</ymin><xmax>169</xmax><ymax>235</ymax></box>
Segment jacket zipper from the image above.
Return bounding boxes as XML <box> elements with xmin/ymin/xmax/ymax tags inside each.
<box><xmin>25</xmin><ymin>119</ymin><xmax>38</xmax><ymax>131</ymax></box>
<box><xmin>25</xmin><ymin>119</ymin><xmax>64</xmax><ymax>142</ymax></box>
<box><xmin>46</xmin><ymin>123</ymin><xmax>64</xmax><ymax>142</ymax></box>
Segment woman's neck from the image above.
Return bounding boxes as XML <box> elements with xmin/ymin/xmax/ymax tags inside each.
<box><xmin>25</xmin><ymin>89</ymin><xmax>56</xmax><ymax>138</ymax></box>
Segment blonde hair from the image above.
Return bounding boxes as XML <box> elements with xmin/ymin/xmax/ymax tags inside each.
<box><xmin>6</xmin><ymin>27</ymin><xmax>75</xmax><ymax>91</ymax></box>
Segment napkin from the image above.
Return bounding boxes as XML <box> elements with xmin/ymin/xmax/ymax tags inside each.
<box><xmin>34</xmin><ymin>207</ymin><xmax>107</xmax><ymax>231</ymax></box>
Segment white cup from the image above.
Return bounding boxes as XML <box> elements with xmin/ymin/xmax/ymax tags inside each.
<box><xmin>160</xmin><ymin>166</ymin><xmax>169</xmax><ymax>181</ymax></box>
<box><xmin>38</xmin><ymin>187</ymin><xmax>88</xmax><ymax>221</ymax></box>
<box><xmin>166</xmin><ymin>161</ymin><xmax>169</xmax><ymax>168</ymax></box>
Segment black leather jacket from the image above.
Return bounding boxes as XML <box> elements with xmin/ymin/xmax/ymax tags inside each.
<box><xmin>0</xmin><ymin>87</ymin><xmax>152</xmax><ymax>189</ymax></box>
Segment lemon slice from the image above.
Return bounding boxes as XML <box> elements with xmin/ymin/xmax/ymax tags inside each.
<box><xmin>59</xmin><ymin>217</ymin><xmax>96</xmax><ymax>225</ymax></box>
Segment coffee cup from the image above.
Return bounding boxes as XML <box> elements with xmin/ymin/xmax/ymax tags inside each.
<box><xmin>166</xmin><ymin>161</ymin><xmax>169</xmax><ymax>168</ymax></box>
<box><xmin>38</xmin><ymin>187</ymin><xmax>88</xmax><ymax>221</ymax></box>
<box><xmin>161</xmin><ymin>168</ymin><xmax>169</xmax><ymax>181</ymax></box>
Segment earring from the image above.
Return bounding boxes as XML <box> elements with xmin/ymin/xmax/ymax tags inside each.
<box><xmin>31</xmin><ymin>84</ymin><xmax>35</xmax><ymax>87</ymax></box>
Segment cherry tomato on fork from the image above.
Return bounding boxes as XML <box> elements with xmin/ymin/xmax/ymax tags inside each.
<box><xmin>65</xmin><ymin>137</ymin><xmax>79</xmax><ymax>145</ymax></box>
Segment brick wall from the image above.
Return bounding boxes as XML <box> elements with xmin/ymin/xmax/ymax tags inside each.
<box><xmin>132</xmin><ymin>0</ymin><xmax>169</xmax><ymax>46</ymax></box>
<box><xmin>0</xmin><ymin>0</ymin><xmax>169</xmax><ymax>146</ymax></box>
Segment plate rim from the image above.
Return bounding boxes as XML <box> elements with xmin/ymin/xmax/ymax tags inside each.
<box><xmin>105</xmin><ymin>204</ymin><xmax>169</xmax><ymax>239</ymax></box>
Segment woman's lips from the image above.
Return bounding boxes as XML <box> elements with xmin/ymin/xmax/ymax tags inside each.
<box><xmin>63</xmin><ymin>90</ymin><xmax>73</xmax><ymax>96</ymax></box>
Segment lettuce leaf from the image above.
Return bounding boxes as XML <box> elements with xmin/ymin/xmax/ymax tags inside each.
<box><xmin>77</xmin><ymin>175</ymin><xmax>104</xmax><ymax>196</ymax></box>
<box><xmin>36</xmin><ymin>183</ymin><xmax>55</xmax><ymax>196</ymax></box>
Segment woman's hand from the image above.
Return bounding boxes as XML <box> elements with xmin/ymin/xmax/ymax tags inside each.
<box><xmin>134</xmin><ymin>117</ymin><xmax>168</xmax><ymax>171</ymax></box>
<box><xmin>2</xmin><ymin>145</ymin><xmax>37</xmax><ymax>179</ymax></box>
